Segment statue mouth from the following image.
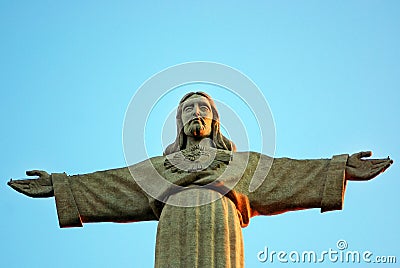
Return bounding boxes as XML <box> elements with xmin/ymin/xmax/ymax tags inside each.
<box><xmin>189</xmin><ymin>117</ymin><xmax>205</xmax><ymax>125</ymax></box>
<box><xmin>185</xmin><ymin>117</ymin><xmax>207</xmax><ymax>137</ymax></box>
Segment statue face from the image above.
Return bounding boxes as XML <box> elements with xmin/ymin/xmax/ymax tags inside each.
<box><xmin>181</xmin><ymin>95</ymin><xmax>213</xmax><ymax>139</ymax></box>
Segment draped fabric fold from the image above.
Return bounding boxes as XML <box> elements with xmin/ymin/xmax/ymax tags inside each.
<box><xmin>155</xmin><ymin>188</ymin><xmax>244</xmax><ymax>268</ymax></box>
<box><xmin>51</xmin><ymin>151</ymin><xmax>348</xmax><ymax>267</ymax></box>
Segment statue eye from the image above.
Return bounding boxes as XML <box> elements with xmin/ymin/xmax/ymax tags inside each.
<box><xmin>184</xmin><ymin>106</ymin><xmax>193</xmax><ymax>113</ymax></box>
<box><xmin>200</xmin><ymin>106</ymin><xmax>210</xmax><ymax>112</ymax></box>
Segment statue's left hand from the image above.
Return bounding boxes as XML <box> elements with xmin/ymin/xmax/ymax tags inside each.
<box><xmin>8</xmin><ymin>170</ymin><xmax>54</xmax><ymax>198</ymax></box>
<box><xmin>346</xmin><ymin>151</ymin><xmax>393</xmax><ymax>181</ymax></box>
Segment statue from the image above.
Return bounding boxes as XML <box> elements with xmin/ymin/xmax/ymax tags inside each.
<box><xmin>8</xmin><ymin>92</ymin><xmax>393</xmax><ymax>267</ymax></box>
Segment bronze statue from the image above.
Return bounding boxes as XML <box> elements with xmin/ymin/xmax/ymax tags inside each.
<box><xmin>8</xmin><ymin>92</ymin><xmax>392</xmax><ymax>267</ymax></box>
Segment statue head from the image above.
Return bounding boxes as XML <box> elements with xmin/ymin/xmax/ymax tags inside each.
<box><xmin>164</xmin><ymin>92</ymin><xmax>236</xmax><ymax>155</ymax></box>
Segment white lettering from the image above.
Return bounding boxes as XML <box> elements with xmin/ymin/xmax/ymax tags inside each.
<box><xmin>257</xmin><ymin>247</ymin><xmax>268</xmax><ymax>263</ymax></box>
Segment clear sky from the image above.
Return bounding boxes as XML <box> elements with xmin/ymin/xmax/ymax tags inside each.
<box><xmin>1</xmin><ymin>1</ymin><xmax>399</xmax><ymax>267</ymax></box>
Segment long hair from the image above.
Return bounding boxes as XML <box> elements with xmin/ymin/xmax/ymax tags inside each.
<box><xmin>164</xmin><ymin>92</ymin><xmax>236</xmax><ymax>155</ymax></box>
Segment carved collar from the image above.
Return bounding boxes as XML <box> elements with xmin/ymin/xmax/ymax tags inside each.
<box><xmin>164</xmin><ymin>145</ymin><xmax>232</xmax><ymax>173</ymax></box>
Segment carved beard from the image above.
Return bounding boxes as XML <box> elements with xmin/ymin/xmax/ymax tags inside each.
<box><xmin>185</xmin><ymin>118</ymin><xmax>207</xmax><ymax>137</ymax></box>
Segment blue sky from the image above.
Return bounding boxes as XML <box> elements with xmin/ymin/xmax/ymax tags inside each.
<box><xmin>1</xmin><ymin>1</ymin><xmax>399</xmax><ymax>267</ymax></box>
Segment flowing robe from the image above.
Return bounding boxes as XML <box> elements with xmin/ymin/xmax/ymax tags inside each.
<box><xmin>51</xmin><ymin>151</ymin><xmax>348</xmax><ymax>267</ymax></box>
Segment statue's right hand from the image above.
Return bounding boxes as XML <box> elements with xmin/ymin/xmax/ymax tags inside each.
<box><xmin>8</xmin><ymin>170</ymin><xmax>54</xmax><ymax>198</ymax></box>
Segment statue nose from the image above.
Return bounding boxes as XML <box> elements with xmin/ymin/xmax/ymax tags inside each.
<box><xmin>193</xmin><ymin>107</ymin><xmax>200</xmax><ymax>116</ymax></box>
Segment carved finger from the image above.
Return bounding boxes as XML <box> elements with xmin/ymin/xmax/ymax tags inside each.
<box><xmin>348</xmin><ymin>151</ymin><xmax>372</xmax><ymax>168</ymax></box>
<box><xmin>355</xmin><ymin>151</ymin><xmax>372</xmax><ymax>159</ymax></box>
<box><xmin>20</xmin><ymin>183</ymin><xmax>31</xmax><ymax>190</ymax></box>
<box><xmin>8</xmin><ymin>181</ymin><xmax>29</xmax><ymax>194</ymax></box>
<box><xmin>7</xmin><ymin>181</ymin><xmax>18</xmax><ymax>191</ymax></box>
<box><xmin>8</xmin><ymin>179</ymin><xmax>25</xmax><ymax>186</ymax></box>
<box><xmin>369</xmin><ymin>161</ymin><xmax>392</xmax><ymax>178</ymax></box>
<box><xmin>373</xmin><ymin>160</ymin><xmax>393</xmax><ymax>170</ymax></box>
<box><xmin>26</xmin><ymin>170</ymin><xmax>39</xmax><ymax>176</ymax></box>
<box><xmin>26</xmin><ymin>170</ymin><xmax>48</xmax><ymax>177</ymax></box>
<box><xmin>384</xmin><ymin>159</ymin><xmax>393</xmax><ymax>169</ymax></box>
<box><xmin>13</xmin><ymin>181</ymin><xmax>31</xmax><ymax>189</ymax></box>
<box><xmin>370</xmin><ymin>159</ymin><xmax>390</xmax><ymax>165</ymax></box>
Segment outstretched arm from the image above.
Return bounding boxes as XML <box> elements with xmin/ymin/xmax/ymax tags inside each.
<box><xmin>8</xmin><ymin>160</ymin><xmax>159</xmax><ymax>228</ymax></box>
<box><xmin>246</xmin><ymin>151</ymin><xmax>392</xmax><ymax>217</ymax></box>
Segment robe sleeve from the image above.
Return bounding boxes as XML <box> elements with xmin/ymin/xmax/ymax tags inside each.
<box><xmin>51</xmin><ymin>164</ymin><xmax>157</xmax><ymax>228</ymax></box>
<box><xmin>246</xmin><ymin>153</ymin><xmax>349</xmax><ymax>216</ymax></box>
